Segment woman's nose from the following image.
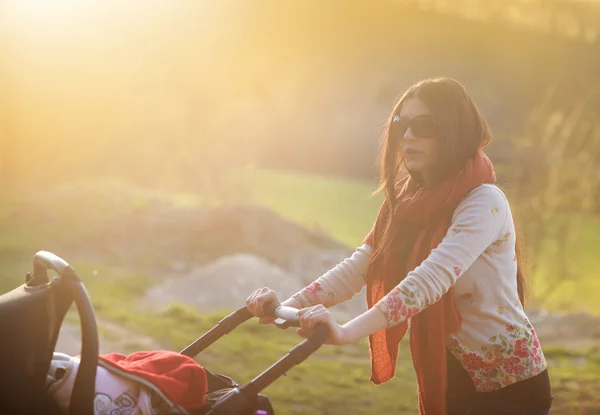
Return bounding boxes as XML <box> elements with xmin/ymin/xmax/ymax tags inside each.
<box><xmin>403</xmin><ymin>128</ymin><xmax>417</xmax><ymax>141</ymax></box>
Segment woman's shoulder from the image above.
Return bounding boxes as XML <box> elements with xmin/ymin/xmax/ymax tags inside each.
<box><xmin>464</xmin><ymin>183</ymin><xmax>509</xmax><ymax>206</ymax></box>
<box><xmin>454</xmin><ymin>184</ymin><xmax>511</xmax><ymax>220</ymax></box>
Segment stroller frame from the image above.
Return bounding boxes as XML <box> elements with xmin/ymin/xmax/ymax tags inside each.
<box><xmin>0</xmin><ymin>251</ymin><xmax>330</xmax><ymax>415</ymax></box>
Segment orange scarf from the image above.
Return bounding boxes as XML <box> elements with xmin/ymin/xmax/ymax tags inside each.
<box><xmin>364</xmin><ymin>150</ymin><xmax>496</xmax><ymax>415</ymax></box>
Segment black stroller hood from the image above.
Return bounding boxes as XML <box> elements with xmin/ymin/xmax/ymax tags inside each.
<box><xmin>0</xmin><ymin>251</ymin><xmax>98</xmax><ymax>415</ymax></box>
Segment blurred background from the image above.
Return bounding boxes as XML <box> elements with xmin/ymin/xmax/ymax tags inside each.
<box><xmin>1</xmin><ymin>0</ymin><xmax>599</xmax><ymax>413</ymax></box>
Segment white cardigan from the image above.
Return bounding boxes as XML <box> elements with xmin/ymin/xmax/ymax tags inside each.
<box><xmin>292</xmin><ymin>184</ymin><xmax>547</xmax><ymax>392</ymax></box>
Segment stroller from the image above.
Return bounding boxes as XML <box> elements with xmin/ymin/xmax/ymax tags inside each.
<box><xmin>0</xmin><ymin>251</ymin><xmax>331</xmax><ymax>414</ymax></box>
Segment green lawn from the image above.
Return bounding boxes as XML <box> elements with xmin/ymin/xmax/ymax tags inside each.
<box><xmin>61</xmin><ymin>263</ymin><xmax>600</xmax><ymax>414</ymax></box>
<box><xmin>44</xmin><ymin>262</ymin><xmax>600</xmax><ymax>414</ymax></box>
<box><xmin>1</xmin><ymin>172</ymin><xmax>600</xmax><ymax>413</ymax></box>
<box><xmin>111</xmin><ymin>303</ymin><xmax>421</xmax><ymax>415</ymax></box>
<box><xmin>528</xmin><ymin>214</ymin><xmax>600</xmax><ymax>314</ymax></box>
<box><xmin>249</xmin><ymin>169</ymin><xmax>600</xmax><ymax>316</ymax></box>
<box><xmin>248</xmin><ymin>169</ymin><xmax>383</xmax><ymax>247</ymax></box>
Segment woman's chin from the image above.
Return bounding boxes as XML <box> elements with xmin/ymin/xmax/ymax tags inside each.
<box><xmin>404</xmin><ymin>161</ymin><xmax>425</xmax><ymax>173</ymax></box>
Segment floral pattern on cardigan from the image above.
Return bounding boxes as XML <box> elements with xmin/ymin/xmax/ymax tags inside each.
<box><xmin>447</xmin><ymin>318</ymin><xmax>547</xmax><ymax>392</ymax></box>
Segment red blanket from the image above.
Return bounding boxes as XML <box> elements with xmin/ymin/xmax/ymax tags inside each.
<box><xmin>98</xmin><ymin>350</ymin><xmax>208</xmax><ymax>412</ymax></box>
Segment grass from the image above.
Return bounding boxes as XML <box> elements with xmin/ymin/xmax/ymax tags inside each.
<box><xmin>38</xmin><ymin>261</ymin><xmax>599</xmax><ymax>415</ymax></box>
<box><xmin>69</xmin><ymin>291</ymin><xmax>600</xmax><ymax>414</ymax></box>
<box><xmin>528</xmin><ymin>214</ymin><xmax>600</xmax><ymax>314</ymax></box>
<box><xmin>1</xmin><ymin>172</ymin><xmax>600</xmax><ymax>413</ymax></box>
<box><xmin>30</xmin><ymin>258</ymin><xmax>418</xmax><ymax>414</ymax></box>
<box><xmin>248</xmin><ymin>169</ymin><xmax>383</xmax><ymax>247</ymax></box>
<box><xmin>249</xmin><ymin>168</ymin><xmax>600</xmax><ymax>316</ymax></box>
<box><xmin>4</xmin><ymin>253</ymin><xmax>596</xmax><ymax>414</ymax></box>
<box><xmin>105</xmin><ymin>303</ymin><xmax>420</xmax><ymax>414</ymax></box>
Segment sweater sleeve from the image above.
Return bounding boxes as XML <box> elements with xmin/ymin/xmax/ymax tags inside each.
<box><xmin>291</xmin><ymin>244</ymin><xmax>372</xmax><ymax>308</ymax></box>
<box><xmin>374</xmin><ymin>185</ymin><xmax>509</xmax><ymax>327</ymax></box>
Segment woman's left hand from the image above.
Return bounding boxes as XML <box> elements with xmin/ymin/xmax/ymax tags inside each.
<box><xmin>296</xmin><ymin>304</ymin><xmax>351</xmax><ymax>345</ymax></box>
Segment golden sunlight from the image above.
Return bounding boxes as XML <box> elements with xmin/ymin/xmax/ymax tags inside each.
<box><xmin>1</xmin><ymin>0</ymin><xmax>194</xmax><ymax>41</ymax></box>
<box><xmin>2</xmin><ymin>0</ymin><xmax>102</xmax><ymax>32</ymax></box>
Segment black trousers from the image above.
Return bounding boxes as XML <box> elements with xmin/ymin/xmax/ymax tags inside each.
<box><xmin>446</xmin><ymin>350</ymin><xmax>552</xmax><ymax>415</ymax></box>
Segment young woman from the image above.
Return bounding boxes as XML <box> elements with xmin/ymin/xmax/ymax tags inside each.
<box><xmin>246</xmin><ymin>77</ymin><xmax>552</xmax><ymax>415</ymax></box>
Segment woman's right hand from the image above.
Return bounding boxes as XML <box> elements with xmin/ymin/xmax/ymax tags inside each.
<box><xmin>245</xmin><ymin>287</ymin><xmax>280</xmax><ymax>324</ymax></box>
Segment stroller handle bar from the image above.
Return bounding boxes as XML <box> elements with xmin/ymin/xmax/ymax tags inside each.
<box><xmin>188</xmin><ymin>305</ymin><xmax>331</xmax><ymax>415</ymax></box>
<box><xmin>180</xmin><ymin>305</ymin><xmax>330</xmax><ymax>357</ymax></box>
<box><xmin>34</xmin><ymin>250</ymin><xmax>71</xmax><ymax>277</ymax></box>
<box><xmin>266</xmin><ymin>303</ymin><xmax>301</xmax><ymax>329</ymax></box>
<box><xmin>265</xmin><ymin>303</ymin><xmax>330</xmax><ymax>344</ymax></box>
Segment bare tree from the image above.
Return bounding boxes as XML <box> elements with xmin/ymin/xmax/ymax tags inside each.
<box><xmin>506</xmin><ymin>84</ymin><xmax>600</xmax><ymax>306</ymax></box>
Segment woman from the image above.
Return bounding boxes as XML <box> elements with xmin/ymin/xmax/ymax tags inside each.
<box><xmin>245</xmin><ymin>77</ymin><xmax>552</xmax><ymax>415</ymax></box>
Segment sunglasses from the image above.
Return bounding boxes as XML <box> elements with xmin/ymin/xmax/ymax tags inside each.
<box><xmin>390</xmin><ymin>114</ymin><xmax>438</xmax><ymax>139</ymax></box>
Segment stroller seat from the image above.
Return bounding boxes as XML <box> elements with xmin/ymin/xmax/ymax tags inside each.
<box><xmin>0</xmin><ymin>251</ymin><xmax>98</xmax><ymax>415</ymax></box>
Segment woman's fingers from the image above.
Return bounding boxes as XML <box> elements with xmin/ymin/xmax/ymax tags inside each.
<box><xmin>258</xmin><ymin>288</ymin><xmax>279</xmax><ymax>316</ymax></box>
<box><xmin>297</xmin><ymin>305</ymin><xmax>340</xmax><ymax>344</ymax></box>
<box><xmin>298</xmin><ymin>305</ymin><xmax>327</xmax><ymax>330</ymax></box>
<box><xmin>259</xmin><ymin>316</ymin><xmax>276</xmax><ymax>325</ymax></box>
<box><xmin>254</xmin><ymin>288</ymin><xmax>268</xmax><ymax>316</ymax></box>
<box><xmin>296</xmin><ymin>327</ymin><xmax>311</xmax><ymax>338</ymax></box>
<box><xmin>245</xmin><ymin>290</ymin><xmax>256</xmax><ymax>306</ymax></box>
<box><xmin>246</xmin><ymin>287</ymin><xmax>280</xmax><ymax>320</ymax></box>
<box><xmin>297</xmin><ymin>306</ymin><xmax>314</xmax><ymax>329</ymax></box>
<box><xmin>246</xmin><ymin>287</ymin><xmax>269</xmax><ymax>316</ymax></box>
<box><xmin>298</xmin><ymin>309</ymin><xmax>347</xmax><ymax>345</ymax></box>
<box><xmin>245</xmin><ymin>290</ymin><xmax>259</xmax><ymax>314</ymax></box>
<box><xmin>297</xmin><ymin>304</ymin><xmax>325</xmax><ymax>317</ymax></box>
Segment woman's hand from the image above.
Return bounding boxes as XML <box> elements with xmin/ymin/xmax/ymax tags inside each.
<box><xmin>245</xmin><ymin>287</ymin><xmax>280</xmax><ymax>324</ymax></box>
<box><xmin>296</xmin><ymin>304</ymin><xmax>351</xmax><ymax>345</ymax></box>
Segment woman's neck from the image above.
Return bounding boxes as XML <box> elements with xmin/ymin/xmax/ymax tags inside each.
<box><xmin>412</xmin><ymin>170</ymin><xmax>437</xmax><ymax>189</ymax></box>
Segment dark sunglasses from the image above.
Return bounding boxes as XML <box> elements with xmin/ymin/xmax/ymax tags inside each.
<box><xmin>389</xmin><ymin>114</ymin><xmax>438</xmax><ymax>139</ymax></box>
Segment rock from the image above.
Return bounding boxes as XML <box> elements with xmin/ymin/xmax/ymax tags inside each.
<box><xmin>144</xmin><ymin>253</ymin><xmax>305</xmax><ymax>311</ymax></box>
<box><xmin>170</xmin><ymin>260</ymin><xmax>190</xmax><ymax>272</ymax></box>
<box><xmin>143</xmin><ymin>249</ymin><xmax>368</xmax><ymax>321</ymax></box>
<box><xmin>288</xmin><ymin>249</ymin><xmax>354</xmax><ymax>285</ymax></box>
<box><xmin>59</xmin><ymin>204</ymin><xmax>350</xmax><ymax>273</ymax></box>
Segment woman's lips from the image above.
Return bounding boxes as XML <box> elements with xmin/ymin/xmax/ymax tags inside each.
<box><xmin>404</xmin><ymin>148</ymin><xmax>421</xmax><ymax>156</ymax></box>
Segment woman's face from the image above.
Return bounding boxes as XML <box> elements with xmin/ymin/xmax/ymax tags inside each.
<box><xmin>391</xmin><ymin>97</ymin><xmax>441</xmax><ymax>184</ymax></box>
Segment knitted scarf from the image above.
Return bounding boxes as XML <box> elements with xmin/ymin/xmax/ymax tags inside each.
<box><xmin>364</xmin><ymin>150</ymin><xmax>496</xmax><ymax>415</ymax></box>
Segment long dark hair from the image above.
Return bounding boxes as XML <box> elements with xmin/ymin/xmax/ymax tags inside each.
<box><xmin>373</xmin><ymin>77</ymin><xmax>527</xmax><ymax>305</ymax></box>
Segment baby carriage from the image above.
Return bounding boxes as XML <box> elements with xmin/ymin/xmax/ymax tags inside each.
<box><xmin>0</xmin><ymin>251</ymin><xmax>330</xmax><ymax>414</ymax></box>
